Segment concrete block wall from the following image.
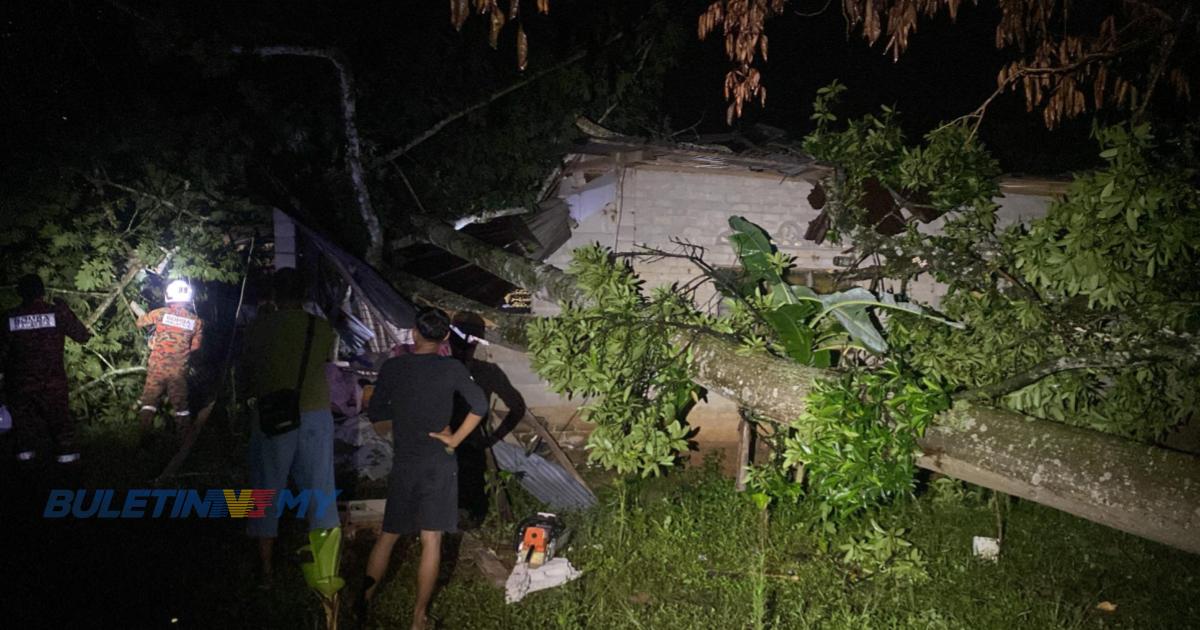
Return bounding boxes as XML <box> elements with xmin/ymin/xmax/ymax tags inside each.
<box><xmin>527</xmin><ymin>165</ymin><xmax>846</xmax><ymax>446</ymax></box>
<box><xmin>504</xmin><ymin>165</ymin><xmax>1053</xmax><ymax>451</ymax></box>
<box><xmin>617</xmin><ymin>166</ymin><xmax>840</xmax><ymax>275</ymax></box>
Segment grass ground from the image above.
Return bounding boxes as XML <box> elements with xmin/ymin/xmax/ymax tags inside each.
<box><xmin>2</xmin><ymin>423</ymin><xmax>1197</xmax><ymax>629</ymax></box>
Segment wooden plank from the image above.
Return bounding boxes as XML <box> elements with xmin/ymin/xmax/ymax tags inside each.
<box><xmin>519</xmin><ymin>410</ymin><xmax>592</xmax><ymax>493</ymax></box>
<box><xmin>462</xmin><ymin>532</ymin><xmax>511</xmax><ymax>589</ymax></box>
<box><xmin>154</xmin><ymin>401</ymin><xmax>216</xmax><ymax>483</ymax></box>
<box><xmin>734</xmin><ymin>416</ymin><xmax>751</xmax><ymax>492</ymax></box>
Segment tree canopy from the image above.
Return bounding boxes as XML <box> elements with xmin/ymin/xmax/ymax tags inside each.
<box><xmin>0</xmin><ymin>0</ymin><xmax>688</xmax><ymax>424</ymax></box>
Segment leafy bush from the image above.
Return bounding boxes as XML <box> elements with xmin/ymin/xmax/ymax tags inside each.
<box><xmin>527</xmin><ymin>244</ymin><xmax>696</xmax><ymax>476</ymax></box>
<box><xmin>781</xmin><ymin>363</ymin><xmax>948</xmax><ymax>522</ymax></box>
<box><xmin>804</xmin><ymin>84</ymin><xmax>1200</xmax><ymax>442</ymax></box>
<box><xmin>1</xmin><ymin>167</ymin><xmax>264</xmax><ymax>425</ymax></box>
<box><xmin>838</xmin><ymin>519</ymin><xmax>929</xmax><ymax>583</ymax></box>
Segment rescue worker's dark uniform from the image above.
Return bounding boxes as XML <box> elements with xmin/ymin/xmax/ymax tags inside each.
<box><xmin>0</xmin><ymin>298</ymin><xmax>91</xmax><ymax>458</ymax></box>
<box><xmin>136</xmin><ymin>303</ymin><xmax>203</xmax><ymax>427</ymax></box>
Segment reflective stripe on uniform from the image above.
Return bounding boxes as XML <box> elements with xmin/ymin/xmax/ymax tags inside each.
<box><xmin>17</xmin><ymin>450</ymin><xmax>37</xmax><ymax>461</ymax></box>
<box><xmin>161</xmin><ymin>313</ymin><xmax>197</xmax><ymax>331</ymax></box>
<box><xmin>56</xmin><ymin>453</ymin><xmax>80</xmax><ymax>464</ymax></box>
<box><xmin>9</xmin><ymin>313</ymin><xmax>56</xmax><ymax>331</ymax></box>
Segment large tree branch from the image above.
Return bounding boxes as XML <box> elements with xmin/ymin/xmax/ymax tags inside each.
<box><xmin>84</xmin><ymin>248</ymin><xmax>173</xmax><ymax>329</ymax></box>
<box><xmin>951</xmin><ymin>340</ymin><xmax>1200</xmax><ymax>402</ymax></box>
<box><xmin>86</xmin><ymin>174</ymin><xmax>212</xmax><ymax>225</ymax></box>
<box><xmin>683</xmin><ymin>326</ymin><xmax>1200</xmax><ymax>556</ymax></box>
<box><xmin>384</xmin><ymin>265</ymin><xmax>531</xmax><ymax>348</ymax></box>
<box><xmin>74</xmin><ymin>366</ymin><xmax>147</xmax><ymax>394</ymax></box>
<box><xmin>1136</xmin><ymin>5</ymin><xmax>1191</xmax><ymax>118</ymax></box>
<box><xmin>369</xmin><ymin>33</ymin><xmax>623</xmax><ymax>172</ymax></box>
<box><xmin>394</xmin><ymin>217</ymin><xmax>1200</xmax><ymax>554</ymax></box>
<box><xmin>234</xmin><ymin>45</ymin><xmax>384</xmax><ymax>266</ymax></box>
<box><xmin>407</xmin><ymin>214</ymin><xmax>586</xmax><ymax>305</ymax></box>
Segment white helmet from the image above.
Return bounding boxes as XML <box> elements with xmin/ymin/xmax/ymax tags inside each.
<box><xmin>165</xmin><ymin>280</ymin><xmax>193</xmax><ymax>303</ymax></box>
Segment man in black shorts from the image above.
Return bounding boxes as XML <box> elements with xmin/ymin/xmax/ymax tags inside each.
<box><xmin>360</xmin><ymin>307</ymin><xmax>488</xmax><ymax>629</ymax></box>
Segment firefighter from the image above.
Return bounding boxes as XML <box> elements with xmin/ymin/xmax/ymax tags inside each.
<box><xmin>0</xmin><ymin>274</ymin><xmax>92</xmax><ymax>463</ymax></box>
<box><xmin>134</xmin><ymin>279</ymin><xmax>203</xmax><ymax>435</ymax></box>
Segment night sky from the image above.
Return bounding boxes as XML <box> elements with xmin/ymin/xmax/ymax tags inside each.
<box><xmin>5</xmin><ymin>0</ymin><xmax>1198</xmax><ymax>242</ymax></box>
<box><xmin>1</xmin><ymin>0</ymin><xmax>1126</xmax><ymax>199</ymax></box>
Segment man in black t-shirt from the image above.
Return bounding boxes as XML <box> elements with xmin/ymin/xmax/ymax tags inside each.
<box><xmin>360</xmin><ymin>307</ymin><xmax>488</xmax><ymax>630</ymax></box>
<box><xmin>448</xmin><ymin>311</ymin><xmax>526</xmax><ymax>526</ymax></box>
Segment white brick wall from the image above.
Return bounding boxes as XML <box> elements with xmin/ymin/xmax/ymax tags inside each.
<box><xmin>509</xmin><ymin>166</ymin><xmax>1053</xmax><ymax>443</ymax></box>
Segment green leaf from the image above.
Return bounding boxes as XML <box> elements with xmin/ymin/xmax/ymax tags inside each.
<box><xmin>814</xmin><ymin>288</ymin><xmax>889</xmax><ymax>353</ymax></box>
<box><xmin>761</xmin><ymin>303</ymin><xmax>819</xmax><ymax>364</ymax></box>
<box><xmin>728</xmin><ymin>215</ymin><xmax>796</xmax><ymax>306</ymax></box>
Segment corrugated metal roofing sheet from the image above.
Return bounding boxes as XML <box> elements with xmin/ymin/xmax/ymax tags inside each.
<box><xmin>491</xmin><ymin>441</ymin><xmax>596</xmax><ymax>511</ymax></box>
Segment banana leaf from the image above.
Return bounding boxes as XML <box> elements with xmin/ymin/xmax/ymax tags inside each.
<box><xmin>728</xmin><ymin>216</ymin><xmax>797</xmax><ymax>306</ymax></box>
<box><xmin>761</xmin><ymin>303</ymin><xmax>829</xmax><ymax>366</ymax></box>
<box><xmin>808</xmin><ymin>287</ymin><xmax>889</xmax><ymax>353</ymax></box>
<box><xmin>728</xmin><ymin>216</ymin><xmax>961</xmax><ymax>356</ymax></box>
<box><xmin>299</xmin><ymin>526</ymin><xmax>346</xmax><ymax>599</ymax></box>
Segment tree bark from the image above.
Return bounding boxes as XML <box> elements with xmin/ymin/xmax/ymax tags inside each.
<box><xmin>84</xmin><ymin>254</ymin><xmax>145</xmax><ymax>329</ymax></box>
<box><xmin>392</xmin><ymin>217</ymin><xmax>1200</xmax><ymax>555</ymax></box>
<box><xmin>384</xmin><ymin>265</ymin><xmax>530</xmax><ymax>348</ymax></box>
<box><xmin>679</xmin><ymin>329</ymin><xmax>1200</xmax><ymax>555</ymax></box>
<box><xmin>368</xmin><ymin>33</ymin><xmax>624</xmax><ymax>172</ymax></box>
<box><xmin>74</xmin><ymin>366</ymin><xmax>147</xmax><ymax>394</ymax></box>
<box><xmin>407</xmin><ymin>215</ymin><xmax>585</xmax><ymax>305</ymax></box>
<box><xmin>235</xmin><ymin>46</ymin><xmax>384</xmax><ymax>266</ymax></box>
<box><xmin>85</xmin><ymin>248</ymin><xmax>174</xmax><ymax>329</ymax></box>
<box><xmin>917</xmin><ymin>407</ymin><xmax>1200</xmax><ymax>556</ymax></box>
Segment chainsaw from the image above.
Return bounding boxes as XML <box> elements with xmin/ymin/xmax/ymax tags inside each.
<box><xmin>513</xmin><ymin>512</ymin><xmax>568</xmax><ymax>568</ymax></box>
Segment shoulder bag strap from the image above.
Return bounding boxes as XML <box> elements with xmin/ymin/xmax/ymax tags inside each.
<box><xmin>294</xmin><ymin>314</ymin><xmax>317</xmax><ymax>391</ymax></box>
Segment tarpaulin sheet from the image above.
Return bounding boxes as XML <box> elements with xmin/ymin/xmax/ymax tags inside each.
<box><xmin>276</xmin><ymin>209</ymin><xmax>418</xmax><ymax>329</ymax></box>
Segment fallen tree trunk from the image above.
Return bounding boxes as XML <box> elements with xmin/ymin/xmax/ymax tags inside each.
<box><xmin>385</xmin><ymin>266</ymin><xmax>530</xmax><ymax>348</ymax></box>
<box><xmin>236</xmin><ymin>46</ymin><xmax>384</xmax><ymax>266</ymax></box>
<box><xmin>398</xmin><ymin>218</ymin><xmax>1200</xmax><ymax>554</ymax></box>
<box><xmin>407</xmin><ymin>215</ymin><xmax>585</xmax><ymax>305</ymax></box>
<box><xmin>685</xmin><ymin>329</ymin><xmax>1200</xmax><ymax>555</ymax></box>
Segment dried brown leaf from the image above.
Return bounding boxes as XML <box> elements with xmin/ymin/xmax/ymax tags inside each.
<box><xmin>489</xmin><ymin>7</ymin><xmax>504</xmax><ymax>49</ymax></box>
<box><xmin>1094</xmin><ymin>64</ymin><xmax>1107</xmax><ymax>106</ymax></box>
<box><xmin>451</xmin><ymin>0</ymin><xmax>469</xmax><ymax>30</ymax></box>
<box><xmin>517</xmin><ymin>24</ymin><xmax>528</xmax><ymax>71</ymax></box>
<box><xmin>864</xmin><ymin>0</ymin><xmax>881</xmax><ymax>44</ymax></box>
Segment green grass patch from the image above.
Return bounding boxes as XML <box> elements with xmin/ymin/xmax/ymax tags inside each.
<box><xmin>364</xmin><ymin>460</ymin><xmax>1199</xmax><ymax>629</ymax></box>
<box><xmin>7</xmin><ymin>426</ymin><xmax>1195</xmax><ymax>629</ymax></box>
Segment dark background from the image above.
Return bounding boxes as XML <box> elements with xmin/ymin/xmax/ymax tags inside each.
<box><xmin>4</xmin><ymin>0</ymin><xmax>1163</xmax><ymax>205</ymax></box>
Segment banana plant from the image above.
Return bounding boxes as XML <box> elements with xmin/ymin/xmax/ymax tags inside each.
<box><xmin>299</xmin><ymin>527</ymin><xmax>345</xmax><ymax>630</ymax></box>
<box><xmin>727</xmin><ymin>216</ymin><xmax>961</xmax><ymax>361</ymax></box>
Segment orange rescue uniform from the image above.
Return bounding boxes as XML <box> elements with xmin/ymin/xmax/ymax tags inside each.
<box><xmin>136</xmin><ymin>304</ymin><xmax>203</xmax><ymax>416</ymax></box>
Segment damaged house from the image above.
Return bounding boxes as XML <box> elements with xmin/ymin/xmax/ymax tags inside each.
<box><xmin>415</xmin><ymin>135</ymin><xmax>1064</xmax><ymax>456</ymax></box>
